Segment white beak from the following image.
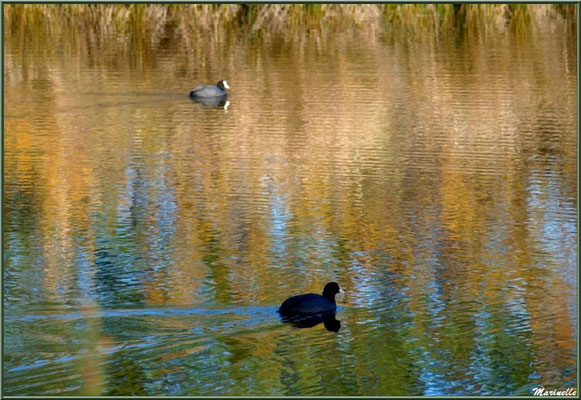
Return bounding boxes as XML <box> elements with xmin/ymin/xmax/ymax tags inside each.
<box><xmin>339</xmin><ymin>288</ymin><xmax>345</xmax><ymax>295</ymax></box>
<box><xmin>223</xmin><ymin>80</ymin><xmax>230</xmax><ymax>89</ymax></box>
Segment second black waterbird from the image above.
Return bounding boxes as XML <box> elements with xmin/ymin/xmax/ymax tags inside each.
<box><xmin>189</xmin><ymin>80</ymin><xmax>230</xmax><ymax>99</ymax></box>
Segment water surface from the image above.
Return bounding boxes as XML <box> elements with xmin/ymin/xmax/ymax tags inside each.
<box><xmin>3</xmin><ymin>24</ymin><xmax>577</xmax><ymax>396</ymax></box>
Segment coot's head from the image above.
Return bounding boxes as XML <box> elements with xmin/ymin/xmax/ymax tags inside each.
<box><xmin>322</xmin><ymin>282</ymin><xmax>344</xmax><ymax>300</ymax></box>
<box><xmin>217</xmin><ymin>80</ymin><xmax>230</xmax><ymax>90</ymax></box>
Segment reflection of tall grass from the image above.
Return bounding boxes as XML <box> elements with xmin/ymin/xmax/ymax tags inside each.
<box><xmin>5</xmin><ymin>3</ymin><xmax>576</xmax><ymax>42</ymax></box>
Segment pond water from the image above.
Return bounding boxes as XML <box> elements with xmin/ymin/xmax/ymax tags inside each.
<box><xmin>3</xmin><ymin>23</ymin><xmax>577</xmax><ymax>396</ymax></box>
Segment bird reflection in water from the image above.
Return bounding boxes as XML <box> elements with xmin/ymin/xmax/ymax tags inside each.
<box><xmin>190</xmin><ymin>97</ymin><xmax>230</xmax><ymax>111</ymax></box>
<box><xmin>280</xmin><ymin>311</ymin><xmax>341</xmax><ymax>332</ymax></box>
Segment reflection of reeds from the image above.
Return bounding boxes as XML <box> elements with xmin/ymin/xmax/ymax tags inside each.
<box><xmin>4</xmin><ymin>3</ymin><xmax>576</xmax><ymax>42</ymax></box>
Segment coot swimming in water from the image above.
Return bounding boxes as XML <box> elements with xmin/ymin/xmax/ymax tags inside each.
<box><xmin>278</xmin><ymin>282</ymin><xmax>344</xmax><ymax>319</ymax></box>
<box><xmin>189</xmin><ymin>80</ymin><xmax>229</xmax><ymax>99</ymax></box>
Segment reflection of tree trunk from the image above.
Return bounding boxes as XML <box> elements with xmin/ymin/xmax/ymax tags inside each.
<box><xmin>453</xmin><ymin>4</ymin><xmax>462</xmax><ymax>17</ymax></box>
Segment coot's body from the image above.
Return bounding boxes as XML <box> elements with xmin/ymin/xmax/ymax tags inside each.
<box><xmin>189</xmin><ymin>80</ymin><xmax>229</xmax><ymax>99</ymax></box>
<box><xmin>278</xmin><ymin>282</ymin><xmax>344</xmax><ymax>319</ymax></box>
<box><xmin>278</xmin><ymin>293</ymin><xmax>336</xmax><ymax>315</ymax></box>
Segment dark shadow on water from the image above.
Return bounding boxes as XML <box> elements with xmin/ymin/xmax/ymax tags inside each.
<box><xmin>280</xmin><ymin>311</ymin><xmax>341</xmax><ymax>332</ymax></box>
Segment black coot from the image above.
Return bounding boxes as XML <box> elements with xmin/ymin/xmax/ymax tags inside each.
<box><xmin>278</xmin><ymin>282</ymin><xmax>344</xmax><ymax>319</ymax></box>
<box><xmin>189</xmin><ymin>80</ymin><xmax>229</xmax><ymax>99</ymax></box>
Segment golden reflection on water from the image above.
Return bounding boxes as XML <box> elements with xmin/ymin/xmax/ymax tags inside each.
<box><xmin>3</xmin><ymin>19</ymin><xmax>577</xmax><ymax>396</ymax></box>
